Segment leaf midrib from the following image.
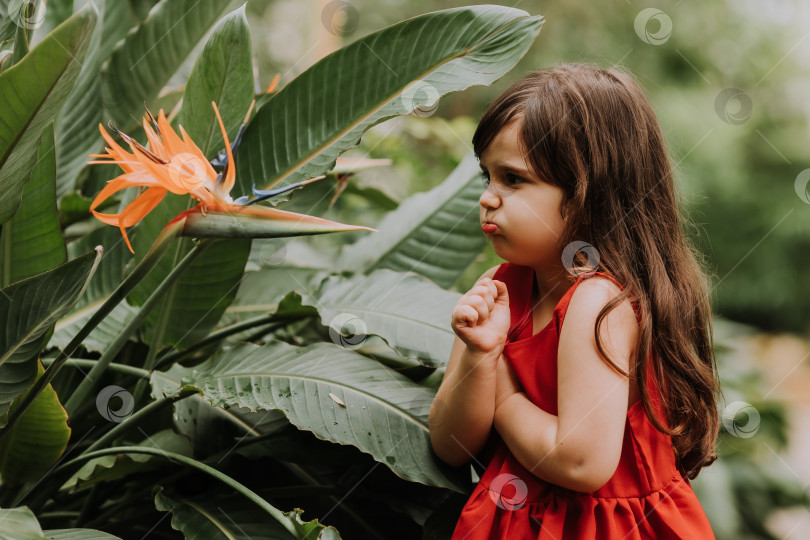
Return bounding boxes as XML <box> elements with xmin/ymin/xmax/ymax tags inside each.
<box><xmin>159</xmin><ymin>371</ymin><xmax>430</xmax><ymax>430</ymax></box>
<box><xmin>263</xmin><ymin>14</ymin><xmax>532</xmax><ymax>190</ymax></box>
<box><xmin>0</xmin><ymin>33</ymin><xmax>80</xmax><ymax>171</ymax></box>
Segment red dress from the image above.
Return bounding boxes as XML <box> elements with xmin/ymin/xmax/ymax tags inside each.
<box><xmin>450</xmin><ymin>263</ymin><xmax>715</xmax><ymax>539</ymax></box>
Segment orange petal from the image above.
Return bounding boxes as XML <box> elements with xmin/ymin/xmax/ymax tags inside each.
<box><xmin>157</xmin><ymin>110</ymin><xmax>189</xmax><ymax>158</ymax></box>
<box><xmin>266</xmin><ymin>73</ymin><xmax>280</xmax><ymax>93</ymax></box>
<box><xmin>142</xmin><ymin>118</ymin><xmax>168</xmax><ymax>162</ymax></box>
<box><xmin>96</xmin><ymin>124</ymin><xmax>138</xmax><ymax>174</ymax></box>
<box><xmin>117</xmin><ymin>186</ymin><xmax>168</xmax><ymax>228</ymax></box>
<box><xmin>177</xmin><ymin>125</ymin><xmax>217</xmax><ymax>177</ymax></box>
<box><xmin>90</xmin><ymin>176</ymin><xmax>144</xmax><ymax>211</ymax></box>
<box><xmin>92</xmin><ymin>187</ymin><xmax>167</xmax><ymax>253</ymax></box>
<box><xmin>211</xmin><ymin>101</ymin><xmax>235</xmax><ymax>196</ymax></box>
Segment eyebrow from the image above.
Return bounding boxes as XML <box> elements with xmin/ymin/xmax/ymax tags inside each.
<box><xmin>479</xmin><ymin>161</ymin><xmax>535</xmax><ymax>179</ymax></box>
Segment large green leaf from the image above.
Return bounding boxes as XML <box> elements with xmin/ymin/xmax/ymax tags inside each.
<box><xmin>0</xmin><ymin>6</ymin><xmax>96</xmax><ymax>223</ymax></box>
<box><xmin>0</xmin><ymin>506</ymin><xmax>121</xmax><ymax>540</ymax></box>
<box><xmin>0</xmin><ymin>248</ymin><xmax>101</xmax><ymax>427</ymax></box>
<box><xmin>53</xmin><ymin>0</ymin><xmax>104</xmax><ymax>199</ymax></box>
<box><xmin>101</xmin><ymin>0</ymin><xmax>231</xmax><ymax>128</ymax></box>
<box><xmin>0</xmin><ymin>360</ymin><xmax>70</xmax><ymax>485</ymax></box>
<box><xmin>221</xmin><ymin>266</ymin><xmax>328</xmax><ymax>324</ymax></box>
<box><xmin>0</xmin><ymin>506</ymin><xmax>47</xmax><ymax>540</ymax></box>
<box><xmin>99</xmin><ymin>0</ymin><xmax>153</xmax><ymax>62</ymax></box>
<box><xmin>0</xmin><ymin>124</ymin><xmax>66</xmax><ymax>286</ymax></box>
<box><xmin>55</xmin><ymin>0</ymin><xmax>165</xmax><ymax>197</ymax></box>
<box><xmin>301</xmin><ymin>269</ymin><xmax>460</xmax><ymax>368</ymax></box>
<box><xmin>153</xmin><ymin>487</ymin><xmax>305</xmax><ymax>540</ymax></box>
<box><xmin>150</xmin><ymin>341</ymin><xmax>469</xmax><ymax>492</ymax></box>
<box><xmin>44</xmin><ymin>530</ymin><xmax>121</xmax><ymax>540</ymax></box>
<box><xmin>172</xmin><ymin>393</ymin><xmax>285</xmax><ymax>457</ymax></box>
<box><xmin>179</xmin><ymin>3</ymin><xmax>254</xmax><ymax>158</ymax></box>
<box><xmin>48</xmin><ymin>223</ymin><xmax>137</xmax><ymax>354</ymax></box>
<box><xmin>337</xmin><ymin>152</ymin><xmax>486</xmax><ymax>288</ymax></box>
<box><xmin>63</xmin><ymin>429</ymin><xmax>193</xmax><ymax>490</ymax></box>
<box><xmin>233</xmin><ymin>5</ymin><xmax>543</xmax><ymax>195</ymax></box>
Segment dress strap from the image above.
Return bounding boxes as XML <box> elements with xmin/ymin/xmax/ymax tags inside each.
<box><xmin>506</xmin><ymin>270</ymin><xmax>594</xmax><ymax>343</ymax></box>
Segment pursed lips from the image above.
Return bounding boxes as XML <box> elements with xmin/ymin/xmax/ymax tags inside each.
<box><xmin>481</xmin><ymin>221</ymin><xmax>499</xmax><ymax>234</ymax></box>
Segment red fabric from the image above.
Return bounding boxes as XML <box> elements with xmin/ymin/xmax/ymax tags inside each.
<box><xmin>450</xmin><ymin>263</ymin><xmax>715</xmax><ymax>539</ymax></box>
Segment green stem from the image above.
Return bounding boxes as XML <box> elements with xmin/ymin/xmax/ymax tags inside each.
<box><xmin>83</xmin><ymin>395</ymin><xmax>191</xmax><ymax>455</ymax></box>
<box><xmin>41</xmin><ymin>358</ymin><xmax>150</xmax><ymax>379</ymax></box>
<box><xmin>1</xmin><ymin>222</ymin><xmax>11</xmax><ymax>287</ymax></box>
<box><xmin>13</xmin><ymin>395</ymin><xmax>195</xmax><ymax>511</ymax></box>
<box><xmin>131</xmin><ymin>238</ymin><xmax>185</xmax><ymax>405</ymax></box>
<box><xmin>64</xmin><ymin>239</ymin><xmax>213</xmax><ymax>417</ymax></box>
<box><xmin>0</xmin><ymin>223</ymin><xmax>184</xmax><ymax>443</ymax></box>
<box><xmin>152</xmin><ymin>313</ymin><xmax>312</xmax><ymax>371</ymax></box>
<box><xmin>38</xmin><ymin>511</ymin><xmax>80</xmax><ymax>520</ymax></box>
<box><xmin>54</xmin><ymin>447</ymin><xmax>303</xmax><ymax>538</ymax></box>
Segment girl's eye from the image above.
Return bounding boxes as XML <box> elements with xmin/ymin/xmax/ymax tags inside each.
<box><xmin>505</xmin><ymin>173</ymin><xmax>524</xmax><ymax>186</ymax></box>
<box><xmin>478</xmin><ymin>170</ymin><xmax>524</xmax><ymax>189</ymax></box>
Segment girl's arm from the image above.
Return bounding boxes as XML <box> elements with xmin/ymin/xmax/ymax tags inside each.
<box><xmin>494</xmin><ymin>277</ymin><xmax>637</xmax><ymax>492</ymax></box>
<box><xmin>429</xmin><ymin>336</ymin><xmax>500</xmax><ymax>467</ymax></box>
<box><xmin>430</xmin><ymin>265</ymin><xmax>509</xmax><ymax>467</ymax></box>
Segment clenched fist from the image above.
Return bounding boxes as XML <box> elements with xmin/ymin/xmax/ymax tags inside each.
<box><xmin>451</xmin><ymin>277</ymin><xmax>510</xmax><ymax>355</ymax></box>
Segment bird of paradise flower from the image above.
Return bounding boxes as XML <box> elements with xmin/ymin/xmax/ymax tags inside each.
<box><xmin>88</xmin><ymin>100</ymin><xmax>376</xmax><ymax>253</ymax></box>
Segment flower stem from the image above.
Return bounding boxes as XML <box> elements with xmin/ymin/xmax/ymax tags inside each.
<box><xmin>0</xmin><ymin>221</ymin><xmax>184</xmax><ymax>443</ymax></box>
<box><xmin>54</xmin><ymin>446</ymin><xmax>304</xmax><ymax>538</ymax></box>
<box><xmin>152</xmin><ymin>312</ymin><xmax>314</xmax><ymax>371</ymax></box>
<box><xmin>41</xmin><ymin>357</ymin><xmax>150</xmax><ymax>379</ymax></box>
<box><xmin>63</xmin><ymin>238</ymin><xmax>213</xmax><ymax>417</ymax></box>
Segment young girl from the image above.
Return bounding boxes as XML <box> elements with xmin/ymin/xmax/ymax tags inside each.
<box><xmin>429</xmin><ymin>63</ymin><xmax>721</xmax><ymax>539</ymax></box>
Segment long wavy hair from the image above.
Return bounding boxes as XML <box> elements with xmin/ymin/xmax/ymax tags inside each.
<box><xmin>472</xmin><ymin>62</ymin><xmax>722</xmax><ymax>480</ymax></box>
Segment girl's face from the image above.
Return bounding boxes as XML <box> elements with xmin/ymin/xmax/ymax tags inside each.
<box><xmin>478</xmin><ymin>118</ymin><xmax>566</xmax><ymax>269</ymax></box>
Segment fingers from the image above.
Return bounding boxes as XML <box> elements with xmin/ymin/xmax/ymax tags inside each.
<box><xmin>456</xmin><ymin>304</ymin><xmax>478</xmax><ymax>325</ymax></box>
<box><xmin>493</xmin><ymin>279</ymin><xmax>509</xmax><ymax>305</ymax></box>
<box><xmin>453</xmin><ymin>277</ymin><xmax>508</xmax><ymax>329</ymax></box>
<box><xmin>468</xmin><ymin>278</ymin><xmax>498</xmax><ymax>320</ymax></box>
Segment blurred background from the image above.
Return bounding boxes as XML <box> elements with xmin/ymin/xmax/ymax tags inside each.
<box><xmin>172</xmin><ymin>0</ymin><xmax>808</xmax><ymax>536</ymax></box>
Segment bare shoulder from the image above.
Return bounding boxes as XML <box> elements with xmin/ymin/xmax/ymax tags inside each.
<box><xmin>564</xmin><ymin>277</ymin><xmax>639</xmax><ymax>364</ymax></box>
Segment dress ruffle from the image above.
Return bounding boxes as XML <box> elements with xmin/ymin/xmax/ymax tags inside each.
<box><xmin>454</xmin><ymin>470</ymin><xmax>712</xmax><ymax>539</ymax></box>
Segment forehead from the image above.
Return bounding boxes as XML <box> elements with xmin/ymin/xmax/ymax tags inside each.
<box><xmin>479</xmin><ymin>118</ymin><xmax>530</xmax><ymax>169</ymax></box>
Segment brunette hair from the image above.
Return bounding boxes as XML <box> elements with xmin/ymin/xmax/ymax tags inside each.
<box><xmin>472</xmin><ymin>62</ymin><xmax>722</xmax><ymax>480</ymax></box>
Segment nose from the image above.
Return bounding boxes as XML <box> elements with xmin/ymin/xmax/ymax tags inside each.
<box><xmin>480</xmin><ymin>183</ymin><xmax>501</xmax><ymax>210</ymax></box>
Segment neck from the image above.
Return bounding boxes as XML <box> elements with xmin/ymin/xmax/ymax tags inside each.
<box><xmin>530</xmin><ymin>265</ymin><xmax>576</xmax><ymax>312</ymax></box>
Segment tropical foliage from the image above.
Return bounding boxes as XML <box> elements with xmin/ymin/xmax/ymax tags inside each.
<box><xmin>0</xmin><ymin>0</ymin><xmax>544</xmax><ymax>537</ymax></box>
